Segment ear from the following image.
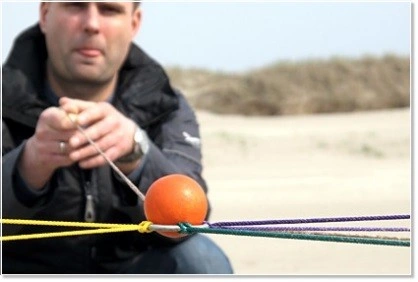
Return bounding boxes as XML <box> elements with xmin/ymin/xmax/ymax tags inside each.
<box><xmin>131</xmin><ymin>7</ymin><xmax>142</xmax><ymax>38</ymax></box>
<box><xmin>39</xmin><ymin>2</ymin><xmax>50</xmax><ymax>33</ymax></box>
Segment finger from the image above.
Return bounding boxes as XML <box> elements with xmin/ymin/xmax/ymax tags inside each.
<box><xmin>68</xmin><ymin>116</ymin><xmax>117</xmax><ymax>148</ymax></box>
<box><xmin>77</xmin><ymin>145</ymin><xmax>120</xmax><ymax>169</ymax></box>
<box><xmin>35</xmin><ymin>125</ymin><xmax>76</xmax><ymax>144</ymax></box>
<box><xmin>56</xmin><ymin>141</ymin><xmax>70</xmax><ymax>155</ymax></box>
<box><xmin>36</xmin><ymin>139</ymin><xmax>72</xmax><ymax>155</ymax></box>
<box><xmin>59</xmin><ymin>100</ymin><xmax>80</xmax><ymax>117</ymax></box>
<box><xmin>68</xmin><ymin>133</ymin><xmax>115</xmax><ymax>162</ymax></box>
<box><xmin>59</xmin><ymin>99</ymin><xmax>83</xmax><ymax>125</ymax></box>
<box><xmin>40</xmin><ymin>107</ymin><xmax>77</xmax><ymax>131</ymax></box>
<box><xmin>61</xmin><ymin>111</ymin><xmax>79</xmax><ymax>125</ymax></box>
<box><xmin>59</xmin><ymin>97</ymin><xmax>95</xmax><ymax>112</ymax></box>
<box><xmin>59</xmin><ymin>98</ymin><xmax>104</xmax><ymax>126</ymax></box>
<box><xmin>33</xmin><ymin>140</ymin><xmax>75</xmax><ymax>169</ymax></box>
<box><xmin>76</xmin><ymin>102</ymin><xmax>114</xmax><ymax>127</ymax></box>
<box><xmin>59</xmin><ymin>98</ymin><xmax>95</xmax><ymax>125</ymax></box>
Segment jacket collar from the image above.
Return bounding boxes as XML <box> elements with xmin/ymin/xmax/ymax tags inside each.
<box><xmin>3</xmin><ymin>24</ymin><xmax>179</xmax><ymax>128</ymax></box>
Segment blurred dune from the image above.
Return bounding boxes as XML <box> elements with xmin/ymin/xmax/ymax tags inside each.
<box><xmin>167</xmin><ymin>54</ymin><xmax>409</xmax><ymax>116</ymax></box>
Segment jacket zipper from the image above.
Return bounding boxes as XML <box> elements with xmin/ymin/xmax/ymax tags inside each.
<box><xmin>80</xmin><ymin>169</ymin><xmax>98</xmax><ymax>264</ymax></box>
<box><xmin>84</xmin><ymin>180</ymin><xmax>96</xmax><ymax>222</ymax></box>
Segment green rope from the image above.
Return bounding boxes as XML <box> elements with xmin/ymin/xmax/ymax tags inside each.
<box><xmin>178</xmin><ymin>223</ymin><xmax>410</xmax><ymax>247</ymax></box>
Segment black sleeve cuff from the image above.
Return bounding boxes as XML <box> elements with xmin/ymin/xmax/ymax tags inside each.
<box><xmin>13</xmin><ymin>165</ymin><xmax>52</xmax><ymax>208</ymax></box>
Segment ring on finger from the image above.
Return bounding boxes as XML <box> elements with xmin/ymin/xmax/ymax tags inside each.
<box><xmin>59</xmin><ymin>141</ymin><xmax>67</xmax><ymax>154</ymax></box>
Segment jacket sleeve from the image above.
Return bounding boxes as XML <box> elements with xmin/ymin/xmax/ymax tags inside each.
<box><xmin>137</xmin><ymin>92</ymin><xmax>207</xmax><ymax>194</ymax></box>
<box><xmin>2</xmin><ymin>122</ymin><xmax>53</xmax><ymax>234</ymax></box>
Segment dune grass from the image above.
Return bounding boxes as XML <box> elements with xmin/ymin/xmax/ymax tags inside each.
<box><xmin>166</xmin><ymin>54</ymin><xmax>410</xmax><ymax>116</ymax></box>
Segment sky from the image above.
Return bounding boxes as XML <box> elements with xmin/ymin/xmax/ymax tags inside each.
<box><xmin>1</xmin><ymin>1</ymin><xmax>411</xmax><ymax>73</ymax></box>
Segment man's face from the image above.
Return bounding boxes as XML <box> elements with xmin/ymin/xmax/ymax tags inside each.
<box><xmin>39</xmin><ymin>2</ymin><xmax>141</xmax><ymax>85</ymax></box>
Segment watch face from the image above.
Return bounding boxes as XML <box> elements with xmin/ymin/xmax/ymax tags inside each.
<box><xmin>134</xmin><ymin>127</ymin><xmax>143</xmax><ymax>143</ymax></box>
<box><xmin>131</xmin><ymin>128</ymin><xmax>143</xmax><ymax>157</ymax></box>
<box><xmin>116</xmin><ymin>127</ymin><xmax>144</xmax><ymax>163</ymax></box>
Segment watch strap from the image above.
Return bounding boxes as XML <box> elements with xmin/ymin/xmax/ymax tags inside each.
<box><xmin>117</xmin><ymin>126</ymin><xmax>147</xmax><ymax>163</ymax></box>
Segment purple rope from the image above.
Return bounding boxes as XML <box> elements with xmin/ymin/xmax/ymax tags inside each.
<box><xmin>207</xmin><ymin>214</ymin><xmax>410</xmax><ymax>227</ymax></box>
<box><xmin>211</xmin><ymin>226</ymin><xmax>410</xmax><ymax>232</ymax></box>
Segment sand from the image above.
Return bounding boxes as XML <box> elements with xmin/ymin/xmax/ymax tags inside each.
<box><xmin>196</xmin><ymin>108</ymin><xmax>411</xmax><ymax>275</ymax></box>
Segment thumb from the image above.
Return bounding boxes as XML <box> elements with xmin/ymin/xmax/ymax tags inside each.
<box><xmin>59</xmin><ymin>97</ymin><xmax>95</xmax><ymax>115</ymax></box>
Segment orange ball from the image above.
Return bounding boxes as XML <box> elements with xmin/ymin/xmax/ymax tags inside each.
<box><xmin>144</xmin><ymin>174</ymin><xmax>208</xmax><ymax>238</ymax></box>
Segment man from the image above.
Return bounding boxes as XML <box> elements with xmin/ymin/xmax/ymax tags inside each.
<box><xmin>2</xmin><ymin>2</ymin><xmax>233</xmax><ymax>274</ymax></box>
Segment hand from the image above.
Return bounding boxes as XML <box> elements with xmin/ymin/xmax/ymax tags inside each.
<box><xmin>59</xmin><ymin>97</ymin><xmax>137</xmax><ymax>170</ymax></box>
<box><xmin>19</xmin><ymin>106</ymin><xmax>78</xmax><ymax>189</ymax></box>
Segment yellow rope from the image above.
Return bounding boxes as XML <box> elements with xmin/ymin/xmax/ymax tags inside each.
<box><xmin>1</xmin><ymin>219</ymin><xmax>154</xmax><ymax>242</ymax></box>
<box><xmin>2</xmin><ymin>219</ymin><xmax>137</xmax><ymax>228</ymax></box>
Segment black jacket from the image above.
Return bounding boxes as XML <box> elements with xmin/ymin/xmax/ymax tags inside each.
<box><xmin>2</xmin><ymin>24</ymin><xmax>208</xmax><ymax>274</ymax></box>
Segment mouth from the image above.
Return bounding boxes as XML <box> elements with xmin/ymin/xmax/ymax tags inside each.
<box><xmin>75</xmin><ymin>48</ymin><xmax>103</xmax><ymax>58</ymax></box>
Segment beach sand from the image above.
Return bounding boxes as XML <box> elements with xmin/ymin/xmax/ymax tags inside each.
<box><xmin>196</xmin><ymin>108</ymin><xmax>411</xmax><ymax>275</ymax></box>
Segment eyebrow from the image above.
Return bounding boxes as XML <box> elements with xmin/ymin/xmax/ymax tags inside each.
<box><xmin>97</xmin><ymin>2</ymin><xmax>127</xmax><ymax>13</ymax></box>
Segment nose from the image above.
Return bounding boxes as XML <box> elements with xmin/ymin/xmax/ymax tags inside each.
<box><xmin>82</xmin><ymin>5</ymin><xmax>100</xmax><ymax>35</ymax></box>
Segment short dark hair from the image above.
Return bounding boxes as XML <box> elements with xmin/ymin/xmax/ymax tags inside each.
<box><xmin>133</xmin><ymin>2</ymin><xmax>140</xmax><ymax>9</ymax></box>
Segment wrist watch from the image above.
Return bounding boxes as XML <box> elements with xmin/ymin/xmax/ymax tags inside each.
<box><xmin>117</xmin><ymin>126</ymin><xmax>148</xmax><ymax>163</ymax></box>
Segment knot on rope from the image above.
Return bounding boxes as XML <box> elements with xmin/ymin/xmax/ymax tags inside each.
<box><xmin>178</xmin><ymin>222</ymin><xmax>193</xmax><ymax>234</ymax></box>
<box><xmin>138</xmin><ymin>221</ymin><xmax>153</xmax><ymax>233</ymax></box>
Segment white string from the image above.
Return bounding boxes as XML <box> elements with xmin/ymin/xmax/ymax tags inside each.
<box><xmin>64</xmin><ymin>112</ymin><xmax>146</xmax><ymax>202</ymax></box>
<box><xmin>150</xmin><ymin>223</ymin><xmax>209</xmax><ymax>233</ymax></box>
